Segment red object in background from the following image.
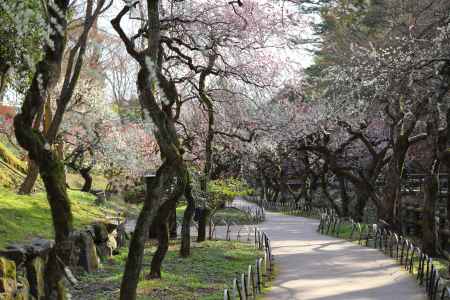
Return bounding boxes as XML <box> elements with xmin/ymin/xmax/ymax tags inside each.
<box><xmin>0</xmin><ymin>105</ymin><xmax>16</xmax><ymax>128</ymax></box>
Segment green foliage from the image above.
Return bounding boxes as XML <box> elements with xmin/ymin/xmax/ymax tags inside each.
<box><xmin>0</xmin><ymin>0</ymin><xmax>46</xmax><ymax>91</ymax></box>
<box><xmin>207</xmin><ymin>178</ymin><xmax>254</xmax><ymax>209</ymax></box>
<box><xmin>73</xmin><ymin>240</ymin><xmax>263</xmax><ymax>300</ymax></box>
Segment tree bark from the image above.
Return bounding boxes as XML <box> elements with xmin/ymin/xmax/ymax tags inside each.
<box><xmin>149</xmin><ymin>222</ymin><xmax>169</xmax><ymax>279</ymax></box>
<box><xmin>422</xmin><ymin>62</ymin><xmax>450</xmax><ymax>255</ymax></box>
<box><xmin>169</xmin><ymin>206</ymin><xmax>177</xmax><ymax>239</ymax></box>
<box><xmin>0</xmin><ymin>65</ymin><xmax>9</xmax><ymax>104</ymax></box>
<box><xmin>148</xmin><ymin>200</ymin><xmax>176</xmax><ymax>279</ymax></box>
<box><xmin>80</xmin><ymin>167</ymin><xmax>93</xmax><ymax>192</ymax></box>
<box><xmin>338</xmin><ymin>177</ymin><xmax>350</xmax><ymax>217</ymax></box>
<box><xmin>112</xmin><ymin>2</ymin><xmax>189</xmax><ymax>298</ymax></box>
<box><xmin>18</xmin><ymin>160</ymin><xmax>39</xmax><ymax>194</ymax></box>
<box><xmin>379</xmin><ymin>137</ymin><xmax>409</xmax><ymax>228</ymax></box>
<box><xmin>423</xmin><ymin>174</ymin><xmax>438</xmax><ymax>255</ymax></box>
<box><xmin>180</xmin><ymin>181</ymin><xmax>195</xmax><ymax>257</ymax></box>
<box><xmin>196</xmin><ymin>53</ymin><xmax>217</xmax><ymax>242</ymax></box>
<box><xmin>13</xmin><ymin>1</ymin><xmax>72</xmax><ymax>298</ymax></box>
<box><xmin>197</xmin><ymin>209</ymin><xmax>209</xmax><ymax>242</ymax></box>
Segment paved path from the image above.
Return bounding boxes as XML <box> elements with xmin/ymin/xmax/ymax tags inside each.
<box><xmin>258</xmin><ymin>211</ymin><xmax>427</xmax><ymax>300</ymax></box>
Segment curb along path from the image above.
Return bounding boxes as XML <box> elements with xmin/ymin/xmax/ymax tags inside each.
<box><xmin>242</xmin><ymin>202</ymin><xmax>427</xmax><ymax>299</ymax></box>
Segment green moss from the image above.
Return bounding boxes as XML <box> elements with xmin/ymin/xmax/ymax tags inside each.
<box><xmin>0</xmin><ymin>187</ymin><xmax>122</xmax><ymax>248</ymax></box>
<box><xmin>0</xmin><ymin>257</ymin><xmax>16</xmax><ymax>280</ymax></box>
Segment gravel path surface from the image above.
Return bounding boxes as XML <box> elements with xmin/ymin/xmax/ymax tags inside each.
<box><xmin>258</xmin><ymin>211</ymin><xmax>427</xmax><ymax>300</ymax></box>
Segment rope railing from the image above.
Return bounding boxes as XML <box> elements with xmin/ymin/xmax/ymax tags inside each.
<box><xmin>223</xmin><ymin>228</ymin><xmax>274</xmax><ymax>300</ymax></box>
<box><xmin>318</xmin><ymin>213</ymin><xmax>449</xmax><ymax>300</ymax></box>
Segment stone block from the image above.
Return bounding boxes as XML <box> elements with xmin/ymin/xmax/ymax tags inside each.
<box><xmin>26</xmin><ymin>257</ymin><xmax>45</xmax><ymax>299</ymax></box>
<box><xmin>76</xmin><ymin>232</ymin><xmax>99</xmax><ymax>273</ymax></box>
<box><xmin>0</xmin><ymin>257</ymin><xmax>16</xmax><ymax>293</ymax></box>
<box><xmin>92</xmin><ymin>223</ymin><xmax>108</xmax><ymax>244</ymax></box>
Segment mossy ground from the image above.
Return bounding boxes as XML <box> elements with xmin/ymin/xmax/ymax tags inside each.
<box><xmin>72</xmin><ymin>240</ymin><xmax>265</xmax><ymax>300</ymax></box>
<box><xmin>0</xmin><ymin>187</ymin><xmax>136</xmax><ymax>248</ymax></box>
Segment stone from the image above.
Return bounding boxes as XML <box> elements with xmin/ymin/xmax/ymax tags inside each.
<box><xmin>116</xmin><ymin>224</ymin><xmax>128</xmax><ymax>248</ymax></box>
<box><xmin>92</xmin><ymin>223</ymin><xmax>108</xmax><ymax>244</ymax></box>
<box><xmin>75</xmin><ymin>231</ymin><xmax>99</xmax><ymax>273</ymax></box>
<box><xmin>28</xmin><ymin>238</ymin><xmax>54</xmax><ymax>258</ymax></box>
<box><xmin>107</xmin><ymin>231</ymin><xmax>118</xmax><ymax>252</ymax></box>
<box><xmin>96</xmin><ymin>243</ymin><xmax>112</xmax><ymax>259</ymax></box>
<box><xmin>26</xmin><ymin>257</ymin><xmax>45</xmax><ymax>299</ymax></box>
<box><xmin>105</xmin><ymin>223</ymin><xmax>118</xmax><ymax>234</ymax></box>
<box><xmin>0</xmin><ymin>246</ymin><xmax>27</xmax><ymax>266</ymax></box>
<box><xmin>0</xmin><ymin>292</ymin><xmax>14</xmax><ymax>300</ymax></box>
<box><xmin>14</xmin><ymin>276</ymin><xmax>30</xmax><ymax>300</ymax></box>
<box><xmin>0</xmin><ymin>257</ymin><xmax>16</xmax><ymax>293</ymax></box>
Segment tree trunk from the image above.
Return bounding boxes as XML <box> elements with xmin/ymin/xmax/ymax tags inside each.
<box><xmin>180</xmin><ymin>183</ymin><xmax>195</xmax><ymax>257</ymax></box>
<box><xmin>18</xmin><ymin>160</ymin><xmax>39</xmax><ymax>194</ymax></box>
<box><xmin>119</xmin><ymin>192</ymin><xmax>154</xmax><ymax>299</ymax></box>
<box><xmin>379</xmin><ymin>138</ymin><xmax>408</xmax><ymax>228</ymax></box>
<box><xmin>338</xmin><ymin>177</ymin><xmax>350</xmax><ymax>217</ymax></box>
<box><xmin>149</xmin><ymin>222</ymin><xmax>169</xmax><ymax>279</ymax></box>
<box><xmin>423</xmin><ymin>174</ymin><xmax>438</xmax><ymax>255</ymax></box>
<box><xmin>197</xmin><ymin>209</ymin><xmax>209</xmax><ymax>242</ymax></box>
<box><xmin>354</xmin><ymin>190</ymin><xmax>369</xmax><ymax>222</ymax></box>
<box><xmin>0</xmin><ymin>65</ymin><xmax>9</xmax><ymax>104</ymax></box>
<box><xmin>169</xmin><ymin>206</ymin><xmax>177</xmax><ymax>239</ymax></box>
<box><xmin>13</xmin><ymin>0</ymin><xmax>73</xmax><ymax>298</ymax></box>
<box><xmin>80</xmin><ymin>167</ymin><xmax>93</xmax><ymax>192</ymax></box>
<box><xmin>445</xmin><ymin>107</ymin><xmax>450</xmax><ymax>225</ymax></box>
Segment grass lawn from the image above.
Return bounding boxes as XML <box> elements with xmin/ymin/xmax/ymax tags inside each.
<box><xmin>0</xmin><ymin>187</ymin><xmax>137</xmax><ymax>248</ymax></box>
<box><xmin>71</xmin><ymin>240</ymin><xmax>264</xmax><ymax>300</ymax></box>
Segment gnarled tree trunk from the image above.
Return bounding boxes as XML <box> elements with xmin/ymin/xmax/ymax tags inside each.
<box><xmin>18</xmin><ymin>160</ymin><xmax>39</xmax><ymax>194</ymax></box>
<box><xmin>80</xmin><ymin>167</ymin><xmax>93</xmax><ymax>192</ymax></box>
<box><xmin>112</xmin><ymin>2</ymin><xmax>188</xmax><ymax>299</ymax></box>
<box><xmin>180</xmin><ymin>180</ymin><xmax>195</xmax><ymax>257</ymax></box>
<box><xmin>13</xmin><ymin>1</ymin><xmax>72</xmax><ymax>297</ymax></box>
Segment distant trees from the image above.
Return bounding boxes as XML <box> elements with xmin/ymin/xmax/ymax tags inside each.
<box><xmin>246</xmin><ymin>0</ymin><xmax>450</xmax><ymax>256</ymax></box>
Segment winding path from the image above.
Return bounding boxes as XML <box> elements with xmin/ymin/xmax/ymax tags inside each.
<box><xmin>234</xmin><ymin>199</ymin><xmax>427</xmax><ymax>300</ymax></box>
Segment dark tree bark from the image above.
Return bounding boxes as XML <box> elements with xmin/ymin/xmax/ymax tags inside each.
<box><xmin>197</xmin><ymin>209</ymin><xmax>209</xmax><ymax>242</ymax></box>
<box><xmin>180</xmin><ymin>181</ymin><xmax>195</xmax><ymax>257</ymax></box>
<box><xmin>13</xmin><ymin>1</ymin><xmax>71</xmax><ymax>297</ymax></box>
<box><xmin>338</xmin><ymin>177</ymin><xmax>350</xmax><ymax>217</ymax></box>
<box><xmin>148</xmin><ymin>200</ymin><xmax>176</xmax><ymax>278</ymax></box>
<box><xmin>196</xmin><ymin>54</ymin><xmax>217</xmax><ymax>242</ymax></box>
<box><xmin>80</xmin><ymin>167</ymin><xmax>93</xmax><ymax>192</ymax></box>
<box><xmin>0</xmin><ymin>65</ymin><xmax>9</xmax><ymax>104</ymax></box>
<box><xmin>445</xmin><ymin>107</ymin><xmax>450</xmax><ymax>225</ymax></box>
<box><xmin>149</xmin><ymin>222</ymin><xmax>169</xmax><ymax>279</ymax></box>
<box><xmin>169</xmin><ymin>206</ymin><xmax>177</xmax><ymax>239</ymax></box>
<box><xmin>422</xmin><ymin>62</ymin><xmax>450</xmax><ymax>255</ymax></box>
<box><xmin>379</xmin><ymin>136</ymin><xmax>409</xmax><ymax>227</ymax></box>
<box><xmin>423</xmin><ymin>173</ymin><xmax>439</xmax><ymax>255</ymax></box>
<box><xmin>18</xmin><ymin>160</ymin><xmax>39</xmax><ymax>194</ymax></box>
